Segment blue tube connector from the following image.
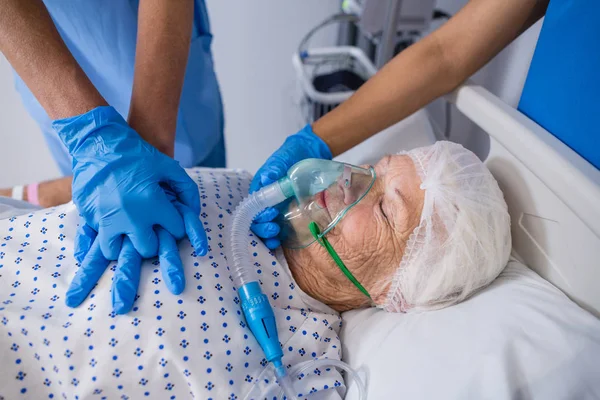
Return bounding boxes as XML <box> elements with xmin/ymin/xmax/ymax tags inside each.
<box><xmin>238</xmin><ymin>282</ymin><xmax>284</xmax><ymax>366</ymax></box>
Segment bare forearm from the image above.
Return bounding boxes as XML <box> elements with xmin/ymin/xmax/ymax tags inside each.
<box><xmin>313</xmin><ymin>35</ymin><xmax>455</xmax><ymax>156</ymax></box>
<box><xmin>313</xmin><ymin>0</ymin><xmax>548</xmax><ymax>156</ymax></box>
<box><xmin>0</xmin><ymin>177</ymin><xmax>72</xmax><ymax>207</ymax></box>
<box><xmin>0</xmin><ymin>0</ymin><xmax>106</xmax><ymax>119</ymax></box>
<box><xmin>128</xmin><ymin>0</ymin><xmax>194</xmax><ymax>156</ymax></box>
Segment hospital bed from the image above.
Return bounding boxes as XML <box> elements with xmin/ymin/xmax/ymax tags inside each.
<box><xmin>0</xmin><ymin>82</ymin><xmax>597</xmax><ymax>398</ymax></box>
<box><xmin>336</xmin><ymin>81</ymin><xmax>600</xmax><ymax>399</ymax></box>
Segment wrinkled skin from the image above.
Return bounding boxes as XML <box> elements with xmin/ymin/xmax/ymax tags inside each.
<box><xmin>285</xmin><ymin>155</ymin><xmax>425</xmax><ymax>312</ymax></box>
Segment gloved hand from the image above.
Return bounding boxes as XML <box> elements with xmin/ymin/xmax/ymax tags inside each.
<box><xmin>52</xmin><ymin>106</ymin><xmax>207</xmax><ymax>261</ymax></box>
<box><xmin>68</xmin><ymin>228</ymin><xmax>185</xmax><ymax>314</ymax></box>
<box><xmin>69</xmin><ymin>190</ymin><xmax>206</xmax><ymax>314</ymax></box>
<box><xmin>250</xmin><ymin>124</ymin><xmax>332</xmax><ymax>249</ymax></box>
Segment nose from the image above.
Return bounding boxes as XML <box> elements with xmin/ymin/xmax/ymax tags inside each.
<box><xmin>339</xmin><ymin>182</ymin><xmax>357</xmax><ymax>205</ymax></box>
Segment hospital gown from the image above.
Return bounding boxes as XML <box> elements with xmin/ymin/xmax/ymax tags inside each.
<box><xmin>0</xmin><ymin>169</ymin><xmax>345</xmax><ymax>399</ymax></box>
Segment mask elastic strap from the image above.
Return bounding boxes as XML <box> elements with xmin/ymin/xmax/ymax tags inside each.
<box><xmin>308</xmin><ymin>221</ymin><xmax>371</xmax><ymax>299</ymax></box>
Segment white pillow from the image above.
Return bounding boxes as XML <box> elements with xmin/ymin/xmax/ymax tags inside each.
<box><xmin>341</xmin><ymin>260</ymin><xmax>600</xmax><ymax>399</ymax></box>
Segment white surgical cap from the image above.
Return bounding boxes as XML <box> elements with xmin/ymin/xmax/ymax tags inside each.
<box><xmin>380</xmin><ymin>141</ymin><xmax>511</xmax><ymax>312</ymax></box>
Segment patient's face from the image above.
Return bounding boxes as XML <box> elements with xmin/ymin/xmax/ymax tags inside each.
<box><xmin>284</xmin><ymin>154</ymin><xmax>424</xmax><ymax>312</ymax></box>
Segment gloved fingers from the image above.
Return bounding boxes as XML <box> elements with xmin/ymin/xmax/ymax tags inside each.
<box><xmin>164</xmin><ymin>166</ymin><xmax>201</xmax><ymax>215</ymax></box>
<box><xmin>65</xmin><ymin>240</ymin><xmax>109</xmax><ymax>308</ymax></box>
<box><xmin>157</xmin><ymin>227</ymin><xmax>186</xmax><ymax>295</ymax></box>
<box><xmin>173</xmin><ymin>201</ymin><xmax>208</xmax><ymax>256</ymax></box>
<box><xmin>253</xmin><ymin>207</ymin><xmax>279</xmax><ymax>223</ymax></box>
<box><xmin>249</xmin><ymin>172</ymin><xmax>264</xmax><ymax>194</ymax></box>
<box><xmin>74</xmin><ymin>219</ymin><xmax>97</xmax><ymax>265</ymax></box>
<box><xmin>249</xmin><ymin>157</ymin><xmax>288</xmax><ymax>194</ymax></box>
<box><xmin>260</xmin><ymin>157</ymin><xmax>289</xmax><ymax>187</ymax></box>
<box><xmin>127</xmin><ymin>226</ymin><xmax>159</xmax><ymax>259</ymax></box>
<box><xmin>262</xmin><ymin>168</ymin><xmax>285</xmax><ymax>186</ymax></box>
<box><xmin>250</xmin><ymin>221</ymin><xmax>281</xmax><ymax>240</ymax></box>
<box><xmin>98</xmin><ymin>230</ymin><xmax>124</xmax><ymax>261</ymax></box>
<box><xmin>111</xmin><ymin>237</ymin><xmax>142</xmax><ymax>315</ymax></box>
<box><xmin>264</xmin><ymin>238</ymin><xmax>281</xmax><ymax>250</ymax></box>
<box><xmin>154</xmin><ymin>196</ymin><xmax>186</xmax><ymax>240</ymax></box>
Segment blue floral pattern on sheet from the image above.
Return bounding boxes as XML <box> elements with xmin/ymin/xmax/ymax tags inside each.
<box><xmin>0</xmin><ymin>168</ymin><xmax>344</xmax><ymax>399</ymax></box>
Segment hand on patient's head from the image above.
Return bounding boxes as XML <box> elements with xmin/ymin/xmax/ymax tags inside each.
<box><xmin>286</xmin><ymin>141</ymin><xmax>511</xmax><ymax>313</ymax></box>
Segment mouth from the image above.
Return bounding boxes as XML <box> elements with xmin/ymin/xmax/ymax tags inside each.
<box><xmin>315</xmin><ymin>190</ymin><xmax>328</xmax><ymax>209</ymax></box>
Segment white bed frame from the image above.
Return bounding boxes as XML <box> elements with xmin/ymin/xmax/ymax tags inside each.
<box><xmin>447</xmin><ymin>82</ymin><xmax>600</xmax><ymax>318</ymax></box>
<box><xmin>337</xmin><ymin>81</ymin><xmax>600</xmax><ymax>318</ymax></box>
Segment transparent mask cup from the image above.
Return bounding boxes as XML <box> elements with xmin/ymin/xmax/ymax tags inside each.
<box><xmin>277</xmin><ymin>159</ymin><xmax>376</xmax><ymax>249</ymax></box>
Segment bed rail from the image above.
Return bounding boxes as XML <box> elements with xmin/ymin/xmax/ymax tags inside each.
<box><xmin>447</xmin><ymin>82</ymin><xmax>600</xmax><ymax>239</ymax></box>
<box><xmin>446</xmin><ymin>82</ymin><xmax>600</xmax><ymax>316</ymax></box>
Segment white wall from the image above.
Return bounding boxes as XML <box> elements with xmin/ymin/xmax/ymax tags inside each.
<box><xmin>0</xmin><ymin>58</ymin><xmax>60</xmax><ymax>186</ymax></box>
<box><xmin>0</xmin><ymin>0</ymin><xmax>339</xmax><ymax>187</ymax></box>
<box><xmin>209</xmin><ymin>0</ymin><xmax>339</xmax><ymax>171</ymax></box>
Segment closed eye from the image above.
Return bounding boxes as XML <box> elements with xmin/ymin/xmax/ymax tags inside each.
<box><xmin>379</xmin><ymin>200</ymin><xmax>388</xmax><ymax>220</ymax></box>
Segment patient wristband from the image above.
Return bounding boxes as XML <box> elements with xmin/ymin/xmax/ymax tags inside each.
<box><xmin>11</xmin><ymin>185</ymin><xmax>24</xmax><ymax>201</ymax></box>
<box><xmin>27</xmin><ymin>183</ymin><xmax>40</xmax><ymax>206</ymax></box>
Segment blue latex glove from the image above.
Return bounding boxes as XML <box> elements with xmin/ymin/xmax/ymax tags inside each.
<box><xmin>52</xmin><ymin>106</ymin><xmax>207</xmax><ymax>261</ymax></box>
<box><xmin>250</xmin><ymin>124</ymin><xmax>332</xmax><ymax>249</ymax></box>
<box><xmin>69</xmin><ymin>190</ymin><xmax>206</xmax><ymax>314</ymax></box>
<box><xmin>68</xmin><ymin>228</ymin><xmax>187</xmax><ymax>314</ymax></box>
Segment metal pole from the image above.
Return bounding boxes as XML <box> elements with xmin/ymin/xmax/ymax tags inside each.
<box><xmin>375</xmin><ymin>0</ymin><xmax>402</xmax><ymax>69</ymax></box>
<box><xmin>337</xmin><ymin>17</ymin><xmax>358</xmax><ymax>46</ymax></box>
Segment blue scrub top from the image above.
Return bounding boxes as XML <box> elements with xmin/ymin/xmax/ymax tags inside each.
<box><xmin>519</xmin><ymin>0</ymin><xmax>599</xmax><ymax>169</ymax></box>
<box><xmin>13</xmin><ymin>0</ymin><xmax>225</xmax><ymax>175</ymax></box>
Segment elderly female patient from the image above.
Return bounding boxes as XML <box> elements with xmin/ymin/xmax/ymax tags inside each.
<box><xmin>0</xmin><ymin>141</ymin><xmax>510</xmax><ymax>399</ymax></box>
<box><xmin>287</xmin><ymin>140</ymin><xmax>511</xmax><ymax>313</ymax></box>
